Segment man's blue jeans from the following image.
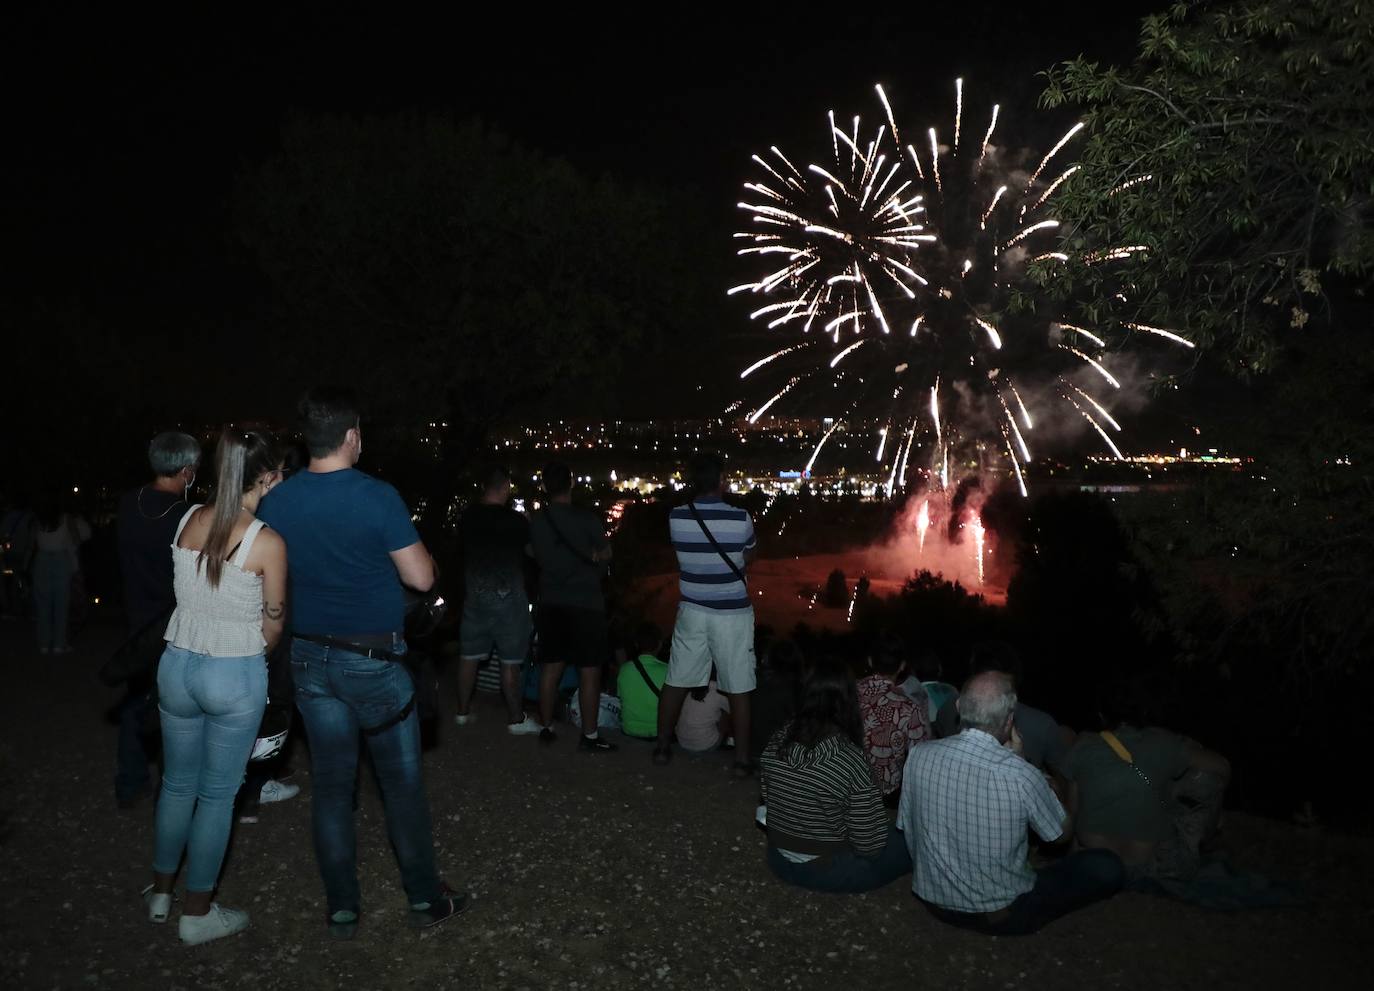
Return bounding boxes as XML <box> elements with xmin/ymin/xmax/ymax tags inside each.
<box><xmin>153</xmin><ymin>646</ymin><xmax>267</xmax><ymax>891</ymax></box>
<box><xmin>290</xmin><ymin>638</ymin><xmax>441</xmax><ymax>915</ymax></box>
<box><xmin>767</xmin><ymin>827</ymin><xmax>913</xmax><ymax>893</ymax></box>
<box><xmin>922</xmin><ymin>849</ymin><xmax>1125</xmax><ymax>935</ymax></box>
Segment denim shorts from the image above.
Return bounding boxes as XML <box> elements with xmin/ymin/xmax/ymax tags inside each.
<box><xmin>460</xmin><ymin>591</ymin><xmax>532</xmax><ymax>665</ymax></box>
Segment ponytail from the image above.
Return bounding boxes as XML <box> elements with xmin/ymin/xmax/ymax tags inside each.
<box><xmin>197</xmin><ymin>427</ymin><xmax>278</xmax><ymax>588</ymax></box>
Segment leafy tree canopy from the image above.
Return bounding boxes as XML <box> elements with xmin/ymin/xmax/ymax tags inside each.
<box><xmin>1038</xmin><ymin>0</ymin><xmax>1373</xmax><ymax>374</ymax></box>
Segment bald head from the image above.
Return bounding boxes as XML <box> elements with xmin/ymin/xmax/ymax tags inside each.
<box><xmin>956</xmin><ymin>670</ymin><xmax>1017</xmax><ymax>741</ymax></box>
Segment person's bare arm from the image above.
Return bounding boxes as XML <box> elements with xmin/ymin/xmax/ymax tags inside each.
<box><xmin>390</xmin><ymin>541</ymin><xmax>435</xmax><ymax>592</ymax></box>
<box><xmin>256</xmin><ymin>531</ymin><xmax>288</xmax><ymax>654</ymax></box>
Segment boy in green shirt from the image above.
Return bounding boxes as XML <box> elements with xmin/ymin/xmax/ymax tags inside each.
<box><xmin>617</xmin><ymin>623</ymin><xmax>668</xmax><ymax>739</ymax></box>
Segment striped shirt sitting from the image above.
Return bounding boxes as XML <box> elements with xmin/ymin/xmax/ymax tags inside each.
<box><xmin>668</xmin><ymin>496</ymin><xmax>756</xmax><ymax>612</ymax></box>
<box><xmin>760</xmin><ymin>727</ymin><xmax>889</xmax><ymax>858</ymax></box>
<box><xmin>898</xmin><ymin>728</ymin><xmax>1066</xmax><ymax>913</ymax></box>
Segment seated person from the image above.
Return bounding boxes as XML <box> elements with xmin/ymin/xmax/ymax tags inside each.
<box><xmin>1070</xmin><ymin>677</ymin><xmax>1229</xmax><ymax>890</ymax></box>
<box><xmin>933</xmin><ymin>642</ymin><xmax>1074</xmax><ymax>779</ymax></box>
<box><xmin>857</xmin><ymin>632</ymin><xmax>930</xmax><ymax>803</ymax></box>
<box><xmin>749</xmin><ymin>637</ymin><xmax>803</xmax><ymax>761</ymax></box>
<box><xmin>676</xmin><ymin>671</ymin><xmax>731</xmax><ymax>752</ymax></box>
<box><xmin>616</xmin><ymin>621</ymin><xmax>669</xmax><ymax>740</ymax></box>
<box><xmin>901</xmin><ymin>651</ymin><xmax>956</xmax><ymax>722</ymax></box>
<box><xmin>759</xmin><ymin>658</ymin><xmax>911</xmax><ymax>893</ymax></box>
<box><xmin>900</xmin><ymin>671</ymin><xmax>1123</xmax><ymax>935</ymax></box>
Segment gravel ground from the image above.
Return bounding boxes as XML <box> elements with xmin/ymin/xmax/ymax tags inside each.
<box><xmin>1</xmin><ymin>622</ymin><xmax>1369</xmax><ymax>990</ymax></box>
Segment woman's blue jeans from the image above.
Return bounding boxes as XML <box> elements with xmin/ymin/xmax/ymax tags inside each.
<box><xmin>766</xmin><ymin>827</ymin><xmax>913</xmax><ymax>893</ymax></box>
<box><xmin>153</xmin><ymin>646</ymin><xmax>267</xmax><ymax>892</ymax></box>
<box><xmin>290</xmin><ymin>638</ymin><xmax>441</xmax><ymax>915</ymax></box>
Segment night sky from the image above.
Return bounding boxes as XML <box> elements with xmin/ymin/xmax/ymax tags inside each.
<box><xmin>9</xmin><ymin>4</ymin><xmax>1168</xmax><ymax>423</ymax></box>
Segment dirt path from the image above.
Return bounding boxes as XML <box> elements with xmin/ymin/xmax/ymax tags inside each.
<box><xmin>0</xmin><ymin>622</ymin><xmax>1367</xmax><ymax>990</ymax></box>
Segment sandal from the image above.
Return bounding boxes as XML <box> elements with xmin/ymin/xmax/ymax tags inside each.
<box><xmin>652</xmin><ymin>746</ymin><xmax>673</xmax><ymax>766</ymax></box>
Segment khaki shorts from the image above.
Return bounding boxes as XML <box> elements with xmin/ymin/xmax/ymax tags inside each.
<box><xmin>667</xmin><ymin>604</ymin><xmax>756</xmax><ymax>694</ymax></box>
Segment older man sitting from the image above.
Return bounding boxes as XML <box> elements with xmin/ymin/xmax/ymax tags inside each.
<box><xmin>898</xmin><ymin>671</ymin><xmax>1124</xmax><ymax>935</ymax></box>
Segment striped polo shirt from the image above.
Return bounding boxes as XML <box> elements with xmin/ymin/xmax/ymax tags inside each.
<box><xmin>668</xmin><ymin>496</ymin><xmax>756</xmax><ymax>611</ymax></box>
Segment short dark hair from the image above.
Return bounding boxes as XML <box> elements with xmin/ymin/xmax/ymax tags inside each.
<box><xmin>869</xmin><ymin>631</ymin><xmax>907</xmax><ymax>677</ymax></box>
<box><xmin>635</xmin><ymin>621</ymin><xmax>663</xmax><ymax>657</ymax></box>
<box><xmin>688</xmin><ymin>451</ymin><xmax>724</xmax><ymax>494</ymax></box>
<box><xmin>542</xmin><ymin>462</ymin><xmax>573</xmax><ymax>498</ymax></box>
<box><xmin>298</xmin><ymin>388</ymin><xmax>361</xmax><ymax>458</ymax></box>
<box><xmin>480</xmin><ymin>464</ymin><xmax>511</xmax><ymax>495</ymax></box>
<box><xmin>968</xmin><ymin>640</ymin><xmax>1023</xmax><ymax>683</ymax></box>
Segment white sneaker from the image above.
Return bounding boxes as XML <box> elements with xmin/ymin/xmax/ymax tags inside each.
<box><xmin>141</xmin><ymin>883</ymin><xmax>172</xmax><ymax>923</ymax></box>
<box><xmin>258</xmin><ymin>779</ymin><xmax>300</xmax><ymax>804</ymax></box>
<box><xmin>507</xmin><ymin>715</ymin><xmax>543</xmax><ymax>736</ymax></box>
<box><xmin>179</xmin><ymin>903</ymin><xmax>249</xmax><ymax>945</ymax></box>
<box><xmin>453</xmin><ymin>712</ymin><xmax>477</xmax><ymax>727</ymax></box>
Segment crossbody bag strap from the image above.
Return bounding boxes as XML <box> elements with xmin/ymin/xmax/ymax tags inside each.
<box><xmin>687</xmin><ymin>500</ymin><xmax>747</xmax><ymax>587</ymax></box>
<box><xmin>543</xmin><ymin>509</ymin><xmax>598</xmax><ymax>568</ymax></box>
<box><xmin>632</xmin><ymin>656</ymin><xmax>662</xmax><ymax>698</ymax></box>
<box><xmin>1100</xmin><ymin>730</ymin><xmax>1169</xmax><ymax>810</ymax></box>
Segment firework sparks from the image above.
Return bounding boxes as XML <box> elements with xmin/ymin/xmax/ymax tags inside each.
<box><xmin>915</xmin><ymin>498</ymin><xmax>930</xmax><ymax>554</ymax></box>
<box><xmin>732</xmin><ymin>82</ymin><xmax>1190</xmax><ymax>498</ymax></box>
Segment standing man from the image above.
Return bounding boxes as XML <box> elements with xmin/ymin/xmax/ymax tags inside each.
<box><xmin>113</xmin><ymin>431</ymin><xmax>200</xmax><ymax>809</ymax></box>
<box><xmin>453</xmin><ymin>466</ymin><xmax>541</xmax><ymax>735</ymax></box>
<box><xmin>528</xmin><ymin>462</ymin><xmax>616</xmax><ymax>751</ymax></box>
<box><xmin>653</xmin><ymin>452</ymin><xmax>757</xmax><ymax>774</ymax></box>
<box><xmin>258</xmin><ymin>389</ymin><xmax>465</xmax><ymax>939</ymax></box>
<box><xmin>898</xmin><ymin>671</ymin><xmax>1124</xmax><ymax>935</ymax></box>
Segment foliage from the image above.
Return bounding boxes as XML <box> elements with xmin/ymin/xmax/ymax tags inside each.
<box><xmin>236</xmin><ymin>113</ymin><xmax>701</xmax><ymax>483</ymax></box>
<box><xmin>1038</xmin><ymin>0</ymin><xmax>1374</xmax><ymax>374</ymax></box>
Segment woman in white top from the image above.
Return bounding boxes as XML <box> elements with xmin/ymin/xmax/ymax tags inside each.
<box><xmin>28</xmin><ymin>493</ymin><xmax>90</xmax><ymax>654</ymax></box>
<box><xmin>144</xmin><ymin>429</ymin><xmax>287</xmax><ymax>946</ymax></box>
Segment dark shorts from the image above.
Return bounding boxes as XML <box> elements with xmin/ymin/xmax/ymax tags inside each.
<box><xmin>538</xmin><ymin>605</ymin><xmax>608</xmax><ymax>669</ymax></box>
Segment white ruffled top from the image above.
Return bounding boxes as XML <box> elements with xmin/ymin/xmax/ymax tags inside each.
<box><xmin>163</xmin><ymin>505</ymin><xmax>267</xmax><ymax>658</ymax></box>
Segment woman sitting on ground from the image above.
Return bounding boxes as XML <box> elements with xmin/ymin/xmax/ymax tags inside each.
<box><xmin>857</xmin><ymin>632</ymin><xmax>931</xmax><ymax>806</ymax></box>
<box><xmin>143</xmin><ymin>429</ymin><xmax>286</xmax><ymax>945</ymax></box>
<box><xmin>759</xmin><ymin>658</ymin><xmax>912</xmax><ymax>893</ymax></box>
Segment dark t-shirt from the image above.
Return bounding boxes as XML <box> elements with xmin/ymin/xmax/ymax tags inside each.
<box><xmin>1069</xmin><ymin>726</ymin><xmax>1191</xmax><ymax>842</ymax></box>
<box><xmin>117</xmin><ymin>486</ymin><xmax>188</xmax><ymax>633</ymax></box>
<box><xmin>934</xmin><ymin>699</ymin><xmax>1071</xmax><ymax>776</ymax></box>
<box><xmin>460</xmin><ymin>504</ymin><xmax>529</xmax><ymax>599</ymax></box>
<box><xmin>258</xmin><ymin>468</ymin><xmax>420</xmax><ymax>636</ymax></box>
<box><xmin>528</xmin><ymin>504</ymin><xmax>608</xmax><ymax>611</ymax></box>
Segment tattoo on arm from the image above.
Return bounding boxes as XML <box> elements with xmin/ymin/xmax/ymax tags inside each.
<box><xmin>264</xmin><ymin>602</ymin><xmax>285</xmax><ymax>621</ymax></box>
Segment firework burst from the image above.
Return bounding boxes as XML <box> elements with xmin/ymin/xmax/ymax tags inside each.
<box><xmin>732</xmin><ymin>80</ymin><xmax>1193</xmax><ymax>509</ymax></box>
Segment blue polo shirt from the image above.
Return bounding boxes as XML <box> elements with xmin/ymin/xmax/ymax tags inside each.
<box><xmin>258</xmin><ymin>467</ymin><xmax>420</xmax><ymax>636</ymax></box>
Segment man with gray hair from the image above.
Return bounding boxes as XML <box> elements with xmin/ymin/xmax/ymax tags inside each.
<box><xmin>898</xmin><ymin>670</ymin><xmax>1124</xmax><ymax>935</ymax></box>
<box><xmin>113</xmin><ymin>431</ymin><xmax>201</xmax><ymax>809</ymax></box>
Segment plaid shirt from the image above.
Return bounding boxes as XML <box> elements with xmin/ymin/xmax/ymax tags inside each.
<box><xmin>898</xmin><ymin>729</ymin><xmax>1066</xmax><ymax>912</ymax></box>
<box><xmin>857</xmin><ymin>674</ymin><xmax>930</xmax><ymax>795</ymax></box>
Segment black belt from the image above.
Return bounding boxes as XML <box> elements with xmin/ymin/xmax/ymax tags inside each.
<box><xmin>294</xmin><ymin>632</ymin><xmax>404</xmax><ymax>661</ymax></box>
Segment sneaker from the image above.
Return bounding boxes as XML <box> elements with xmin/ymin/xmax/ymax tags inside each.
<box><xmin>237</xmin><ymin>801</ymin><xmax>260</xmax><ymax>825</ymax></box>
<box><xmin>141</xmin><ymin>883</ymin><xmax>172</xmax><ymax>924</ymax></box>
<box><xmin>579</xmin><ymin>734</ymin><xmax>619</xmax><ymax>753</ymax></box>
<box><xmin>408</xmin><ymin>886</ymin><xmax>469</xmax><ymax>930</ymax></box>
<box><xmin>539</xmin><ymin>727</ymin><xmax>557</xmax><ymax>746</ymax></box>
<box><xmin>259</xmin><ymin>779</ymin><xmax>300</xmax><ymax>804</ymax></box>
<box><xmin>179</xmin><ymin>903</ymin><xmax>250</xmax><ymax>945</ymax></box>
<box><xmin>328</xmin><ymin>909</ymin><xmax>359</xmax><ymax>941</ymax></box>
<box><xmin>453</xmin><ymin>712</ymin><xmax>477</xmax><ymax>727</ymax></box>
<box><xmin>506</xmin><ymin>715</ymin><xmax>542</xmax><ymax>736</ymax></box>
